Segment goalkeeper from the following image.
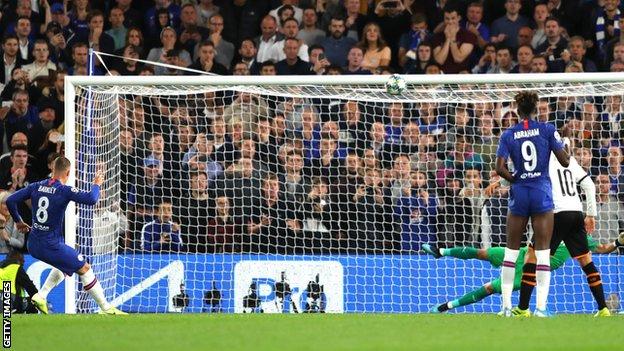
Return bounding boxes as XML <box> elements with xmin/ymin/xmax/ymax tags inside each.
<box><xmin>423</xmin><ymin>233</ymin><xmax>623</xmax><ymax>313</ymax></box>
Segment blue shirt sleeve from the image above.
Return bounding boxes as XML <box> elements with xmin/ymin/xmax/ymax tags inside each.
<box><xmin>496</xmin><ymin>131</ymin><xmax>510</xmax><ymax>158</ymax></box>
<box><xmin>547</xmin><ymin>124</ymin><xmax>564</xmax><ymax>152</ymax></box>
<box><xmin>6</xmin><ymin>183</ymin><xmax>36</xmax><ymax>223</ymax></box>
<box><xmin>65</xmin><ymin>185</ymin><xmax>100</xmax><ymax>205</ymax></box>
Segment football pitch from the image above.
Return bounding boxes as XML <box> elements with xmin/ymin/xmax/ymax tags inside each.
<box><xmin>10</xmin><ymin>313</ymin><xmax>622</xmax><ymax>351</ymax></box>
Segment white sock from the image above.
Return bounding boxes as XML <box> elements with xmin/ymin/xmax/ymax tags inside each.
<box><xmin>501</xmin><ymin>248</ymin><xmax>520</xmax><ymax>310</ymax></box>
<box><xmin>80</xmin><ymin>269</ymin><xmax>111</xmax><ymax>311</ymax></box>
<box><xmin>535</xmin><ymin>249</ymin><xmax>551</xmax><ymax>311</ymax></box>
<box><xmin>38</xmin><ymin>268</ymin><xmax>65</xmax><ymax>299</ymax></box>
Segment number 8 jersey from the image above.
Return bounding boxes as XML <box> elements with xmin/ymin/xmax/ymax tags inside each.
<box><xmin>6</xmin><ymin>178</ymin><xmax>100</xmax><ymax>242</ymax></box>
<box><xmin>496</xmin><ymin>119</ymin><xmax>564</xmax><ymax>189</ymax></box>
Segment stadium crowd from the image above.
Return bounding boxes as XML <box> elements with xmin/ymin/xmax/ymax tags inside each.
<box><xmin>0</xmin><ymin>0</ymin><xmax>623</xmax><ymax>254</ymax></box>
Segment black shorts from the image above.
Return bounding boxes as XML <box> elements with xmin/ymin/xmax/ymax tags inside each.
<box><xmin>551</xmin><ymin>211</ymin><xmax>589</xmax><ymax>258</ymax></box>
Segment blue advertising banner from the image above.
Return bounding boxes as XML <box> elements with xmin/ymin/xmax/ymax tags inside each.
<box><xmin>18</xmin><ymin>254</ymin><xmax>624</xmax><ymax>314</ymax></box>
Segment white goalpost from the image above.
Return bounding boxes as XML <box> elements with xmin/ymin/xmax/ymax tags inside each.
<box><xmin>63</xmin><ymin>73</ymin><xmax>624</xmax><ymax>314</ymax></box>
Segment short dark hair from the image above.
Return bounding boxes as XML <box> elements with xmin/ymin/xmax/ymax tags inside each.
<box><xmin>10</xmin><ymin>144</ymin><xmax>28</xmax><ymax>156</ymax></box>
<box><xmin>199</xmin><ymin>39</ymin><xmax>215</xmax><ymax>49</ymax></box>
<box><xmin>545</xmin><ymin>16</ymin><xmax>560</xmax><ymax>26</ymax></box>
<box><xmin>53</xmin><ymin>156</ymin><xmax>71</xmax><ymax>174</ymax></box>
<box><xmin>515</xmin><ymin>91</ymin><xmax>539</xmax><ymax>117</ymax></box>
<box><xmin>308</xmin><ymin>44</ymin><xmax>324</xmax><ymax>56</ymax></box>
<box><xmin>2</xmin><ymin>34</ymin><xmax>18</xmax><ymax>45</ymax></box>
<box><xmin>87</xmin><ymin>10</ymin><xmax>105</xmax><ymax>23</ymax></box>
<box><xmin>282</xmin><ymin>17</ymin><xmax>299</xmax><ymax>27</ymax></box>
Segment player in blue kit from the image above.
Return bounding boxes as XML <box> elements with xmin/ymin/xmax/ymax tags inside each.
<box><xmin>495</xmin><ymin>92</ymin><xmax>569</xmax><ymax>317</ymax></box>
<box><xmin>5</xmin><ymin>157</ymin><xmax>126</xmax><ymax>314</ymax></box>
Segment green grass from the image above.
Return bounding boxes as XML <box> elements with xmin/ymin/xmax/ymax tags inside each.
<box><xmin>9</xmin><ymin>313</ymin><xmax>622</xmax><ymax>351</ymax></box>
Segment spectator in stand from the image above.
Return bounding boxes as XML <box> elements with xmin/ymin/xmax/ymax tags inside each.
<box><xmin>605</xmin><ymin>145</ymin><xmax>624</xmax><ymax>202</ymax></box>
<box><xmin>491</xmin><ymin>0</ymin><xmax>529</xmax><ymax>50</ymax></box>
<box><xmin>259</xmin><ymin>61</ymin><xmax>278</xmax><ymax>75</ymax></box>
<box><xmin>557</xmin><ymin>36</ymin><xmax>598</xmax><ymax>73</ymax></box>
<box><xmin>0</xmin><ymin>133</ymin><xmax>34</xmax><ymax>170</ymax></box>
<box><xmin>351</xmin><ymin>167</ymin><xmax>388</xmax><ymax>252</ymax></box>
<box><xmin>107</xmin><ymin>7</ymin><xmax>128</xmax><ymax>51</ymax></box>
<box><xmin>237</xmin><ymin>38</ymin><xmax>259</xmax><ymax>73</ymax></box>
<box><xmin>384</xmin><ymin>102</ymin><xmax>404</xmax><ymax>145</ymax></box>
<box><xmin>81</xmin><ymin>10</ymin><xmax>115</xmax><ymax>61</ymax></box>
<box><xmin>473</xmin><ymin>44</ymin><xmax>515</xmax><ymax>74</ymax></box>
<box><xmin>359</xmin><ymin>22</ymin><xmax>391</xmax><ymax>72</ymax></box>
<box><xmin>536</xmin><ymin>17</ymin><xmax>568</xmax><ymax>62</ymax></box>
<box><xmin>116</xmin><ymin>27</ymin><xmax>145</xmax><ymax>58</ymax></box>
<box><xmin>178</xmin><ymin>4</ymin><xmax>210</xmax><ymax>58</ymax></box>
<box><xmin>396</xmin><ymin>170</ymin><xmax>438</xmax><ymax>252</ymax></box>
<box><xmin>474</xmin><ymin>112</ymin><xmax>499</xmax><ymax>173</ymax></box>
<box><xmin>459</xmin><ymin>168</ymin><xmax>484</xmax><ymax>238</ymax></box>
<box><xmin>339</xmin><ymin>100</ymin><xmax>368</xmax><ymax>151</ymax></box>
<box><xmin>308</xmin><ymin>45</ymin><xmax>331</xmax><ymax>75</ymax></box>
<box><xmin>147</xmin><ymin>27</ymin><xmax>192</xmax><ymax>75</ymax></box>
<box><xmin>309</xmin><ymin>133</ymin><xmax>343</xmax><ymax>179</ymax></box>
<box><xmin>15</xmin><ymin>17</ymin><xmax>35</xmax><ymax>63</ymax></box>
<box><xmin>595</xmin><ymin>173</ymin><xmax>624</xmax><ymax>243</ymax></box>
<box><xmin>209</xmin><ymin>116</ymin><xmax>237</xmax><ymax>169</ymax></box>
<box><xmin>223</xmin><ymin>92</ymin><xmax>269</xmax><ymax>133</ymax></box>
<box><xmin>141</xmin><ymin>201</ymin><xmax>183</xmax><ymax>252</ymax></box>
<box><xmin>418</xmin><ymin>101</ymin><xmax>445</xmax><ymax>135</ymax></box>
<box><xmin>548</xmin><ymin>0</ymin><xmax>581</xmax><ymax>36</ymax></box>
<box><xmin>590</xmin><ymin>0</ymin><xmax>621</xmax><ymax>64</ymax></box>
<box><xmin>517</xmin><ymin>26</ymin><xmax>534</xmax><ymax>48</ymax></box>
<box><xmin>510</xmin><ymin>44</ymin><xmax>533</xmax><ymax>73</ymax></box>
<box><xmin>268</xmin><ymin>18</ymin><xmax>309</xmax><ymax>63</ymax></box>
<box><xmin>370</xmin><ymin>0</ymin><xmax>411</xmax><ymax>68</ymax></box>
<box><xmin>301</xmin><ymin>176</ymin><xmax>339</xmax><ymax>252</ymax></box>
<box><xmin>204</xmin><ymin>14</ymin><xmax>234</xmax><ymax>70</ymax></box>
<box><xmin>398</xmin><ymin>13</ymin><xmax>431</xmax><ymax>69</ymax></box>
<box><xmin>601</xmin><ymin>95</ymin><xmax>623</xmax><ymax>139</ymax></box>
<box><xmin>0</xmin><ymin>144</ymin><xmax>40</xmax><ymax>194</ymax></box>
<box><xmin>603</xmin><ymin>16</ymin><xmax>624</xmax><ymax>69</ymax></box>
<box><xmin>68</xmin><ymin>42</ymin><xmax>102</xmax><ymax>76</ymax></box>
<box><xmin>531</xmin><ymin>54</ymin><xmax>549</xmax><ymax>73</ymax></box>
<box><xmin>195</xmin><ymin>0</ymin><xmax>219</xmax><ymax>28</ymax></box>
<box><xmin>471</xmin><ymin>42</ymin><xmax>496</xmax><ymax>74</ymax></box>
<box><xmin>247</xmin><ymin>172</ymin><xmax>300</xmax><ymax>254</ymax></box>
<box><xmin>432</xmin><ymin>6</ymin><xmax>476</xmax><ymax>74</ymax></box>
<box><xmin>175</xmin><ymin>170</ymin><xmax>210</xmax><ymax>253</ymax></box>
<box><xmin>207</xmin><ymin>195</ymin><xmax>240</xmax><ymax>253</ymax></box>
<box><xmin>116</xmin><ymin>0</ymin><xmax>142</xmax><ymax>30</ymax></box>
<box><xmin>463</xmin><ymin>2</ymin><xmax>490</xmax><ymax>51</ymax></box>
<box><xmin>404</xmin><ymin>42</ymin><xmax>433</xmax><ymax>74</ymax></box>
<box><xmin>144</xmin><ymin>0</ymin><xmax>181</xmax><ymax>39</ymax></box>
<box><xmin>22</xmin><ymin>39</ymin><xmax>56</xmax><ymax>81</ymax></box>
<box><xmin>158</xmin><ymin>49</ymin><xmax>187</xmax><ymax>75</ymax></box>
<box><xmin>27</xmin><ymin>100</ymin><xmax>58</xmax><ymax>155</ymax></box>
<box><xmin>114</xmin><ymin>44</ymin><xmax>142</xmax><ymax>75</ymax></box>
<box><xmin>320</xmin><ymin>17</ymin><xmax>356</xmax><ymax>68</ymax></box>
<box><xmin>187</xmin><ymin>40</ymin><xmax>228</xmax><ymax>75</ymax></box>
<box><xmin>220</xmin><ymin>0</ymin><xmax>265</xmax><ymax>48</ymax></box>
<box><xmin>611</xmin><ymin>59</ymin><xmax>624</xmax><ymax>72</ymax></box>
<box><xmin>0</xmin><ymin>35</ymin><xmax>24</xmax><ymax>86</ymax></box>
<box><xmin>5</xmin><ymin>0</ymin><xmax>41</xmax><ymax>37</ymax></box>
<box><xmin>231</xmin><ymin>61</ymin><xmax>250</xmax><ymax>75</ymax></box>
<box><xmin>389</xmin><ymin>154</ymin><xmax>411</xmax><ymax>206</ymax></box>
<box><xmin>531</xmin><ymin>3</ymin><xmax>549</xmax><ymax>50</ymax></box>
<box><xmin>275</xmin><ymin>38</ymin><xmax>313</xmax><ymax>75</ymax></box>
<box><xmin>343</xmin><ymin>46</ymin><xmax>371</xmax><ymax>74</ymax></box>
<box><xmin>270</xmin><ymin>0</ymin><xmax>303</xmax><ymax>24</ymax></box>
<box><xmin>3</xmin><ymin>89</ymin><xmax>38</xmax><ymax>145</ymax></box>
<box><xmin>255</xmin><ymin>15</ymin><xmax>283</xmax><ymax>63</ymax></box>
<box><xmin>298</xmin><ymin>7</ymin><xmax>325</xmax><ymax>46</ymax></box>
<box><xmin>445</xmin><ymin>134</ymin><xmax>484</xmax><ymax>173</ymax></box>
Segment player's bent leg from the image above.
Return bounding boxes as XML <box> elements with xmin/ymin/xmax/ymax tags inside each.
<box><xmin>77</xmin><ymin>263</ymin><xmax>127</xmax><ymax>315</ymax></box>
<box><xmin>432</xmin><ymin>284</ymin><xmax>493</xmax><ymax>313</ymax></box>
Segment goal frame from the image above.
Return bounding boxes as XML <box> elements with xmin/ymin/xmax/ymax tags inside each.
<box><xmin>63</xmin><ymin>72</ymin><xmax>624</xmax><ymax>313</ymax></box>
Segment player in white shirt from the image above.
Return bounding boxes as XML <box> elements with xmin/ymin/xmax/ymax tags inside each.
<box><xmin>512</xmin><ymin>138</ymin><xmax>610</xmax><ymax>317</ymax></box>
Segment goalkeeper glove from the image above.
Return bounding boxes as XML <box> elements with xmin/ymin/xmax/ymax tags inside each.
<box><xmin>615</xmin><ymin>232</ymin><xmax>624</xmax><ymax>248</ymax></box>
<box><xmin>499</xmin><ymin>177</ymin><xmax>511</xmax><ymax>187</ymax></box>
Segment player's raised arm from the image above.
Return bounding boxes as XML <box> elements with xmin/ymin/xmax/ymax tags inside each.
<box><xmin>550</xmin><ymin>125</ymin><xmax>569</xmax><ymax>167</ymax></box>
<box><xmin>52</xmin><ymin>157</ymin><xmax>102</xmax><ymax>205</ymax></box>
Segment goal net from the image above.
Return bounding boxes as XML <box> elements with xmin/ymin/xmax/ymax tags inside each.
<box><xmin>65</xmin><ymin>74</ymin><xmax>624</xmax><ymax>314</ymax></box>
